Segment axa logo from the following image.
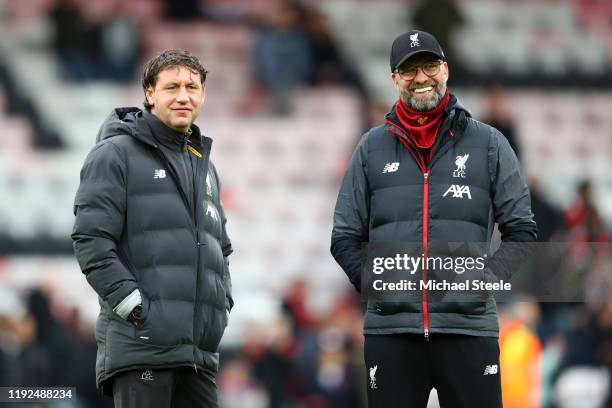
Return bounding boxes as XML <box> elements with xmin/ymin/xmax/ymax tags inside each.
<box><xmin>453</xmin><ymin>154</ymin><xmax>469</xmax><ymax>178</ymax></box>
<box><xmin>369</xmin><ymin>365</ymin><xmax>378</xmax><ymax>389</ymax></box>
<box><xmin>382</xmin><ymin>162</ymin><xmax>400</xmax><ymax>173</ymax></box>
<box><xmin>154</xmin><ymin>169</ymin><xmax>166</xmax><ymax>179</ymax></box>
<box><xmin>443</xmin><ymin>184</ymin><xmax>472</xmax><ymax>199</ymax></box>
<box><xmin>410</xmin><ymin>33</ymin><xmax>420</xmax><ymax>47</ymax></box>
<box><xmin>141</xmin><ymin>369</ymin><xmax>154</xmax><ymax>381</ymax></box>
<box><xmin>483</xmin><ymin>365</ymin><xmax>498</xmax><ymax>375</ymax></box>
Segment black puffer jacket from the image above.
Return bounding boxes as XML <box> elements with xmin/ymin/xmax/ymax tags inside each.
<box><xmin>72</xmin><ymin>107</ymin><xmax>232</xmax><ymax>394</ymax></box>
<box><xmin>331</xmin><ymin>95</ymin><xmax>536</xmax><ymax>338</ymax></box>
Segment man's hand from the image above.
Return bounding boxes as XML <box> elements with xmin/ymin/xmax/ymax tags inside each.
<box><xmin>113</xmin><ymin>289</ymin><xmax>142</xmax><ymax>324</ymax></box>
<box><xmin>127</xmin><ymin>304</ymin><xmax>143</xmax><ymax>327</ymax></box>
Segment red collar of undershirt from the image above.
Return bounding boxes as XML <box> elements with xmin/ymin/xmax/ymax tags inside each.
<box><xmin>395</xmin><ymin>90</ymin><xmax>450</xmax><ymax>149</ymax></box>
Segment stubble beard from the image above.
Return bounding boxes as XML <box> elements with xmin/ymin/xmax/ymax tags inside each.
<box><xmin>400</xmin><ymin>81</ymin><xmax>447</xmax><ymax>112</ymax></box>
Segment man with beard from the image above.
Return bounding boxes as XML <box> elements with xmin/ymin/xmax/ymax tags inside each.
<box><xmin>331</xmin><ymin>31</ymin><xmax>537</xmax><ymax>407</ymax></box>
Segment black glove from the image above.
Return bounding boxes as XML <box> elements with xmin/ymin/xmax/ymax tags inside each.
<box><xmin>127</xmin><ymin>304</ymin><xmax>143</xmax><ymax>326</ymax></box>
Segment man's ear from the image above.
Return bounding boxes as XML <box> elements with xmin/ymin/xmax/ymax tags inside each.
<box><xmin>145</xmin><ymin>86</ymin><xmax>154</xmax><ymax>107</ymax></box>
<box><xmin>391</xmin><ymin>73</ymin><xmax>400</xmax><ymax>91</ymax></box>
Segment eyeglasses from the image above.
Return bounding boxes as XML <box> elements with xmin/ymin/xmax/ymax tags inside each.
<box><xmin>395</xmin><ymin>60</ymin><xmax>444</xmax><ymax>81</ymax></box>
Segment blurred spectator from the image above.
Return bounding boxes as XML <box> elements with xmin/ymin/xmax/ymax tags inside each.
<box><xmin>219</xmin><ymin>357</ymin><xmax>269</xmax><ymax>408</ymax></box>
<box><xmin>499</xmin><ymin>300</ymin><xmax>543</xmax><ymax>408</ymax></box>
<box><xmin>299</xmin><ymin>7</ymin><xmax>368</xmax><ymax>100</ymax></box>
<box><xmin>242</xmin><ymin>317</ymin><xmax>300</xmax><ymax>407</ymax></box>
<box><xmin>95</xmin><ymin>0</ymin><xmax>142</xmax><ymax>83</ymax></box>
<box><xmin>412</xmin><ymin>0</ymin><xmax>465</xmax><ymax>77</ymax></box>
<box><xmin>312</xmin><ymin>325</ymin><xmax>362</xmax><ymax>407</ymax></box>
<box><xmin>282</xmin><ymin>279</ymin><xmax>316</xmax><ymax>335</ymax></box>
<box><xmin>565</xmin><ymin>181</ymin><xmax>608</xmax><ymax>244</ymax></box>
<box><xmin>553</xmin><ymin>302</ymin><xmax>612</xmax><ymax>407</ymax></box>
<box><xmin>250</xmin><ymin>0</ymin><xmax>313</xmax><ymax>115</ymax></box>
<box><xmin>23</xmin><ymin>288</ymin><xmax>73</xmax><ymax>386</ymax></box>
<box><xmin>299</xmin><ymin>4</ymin><xmax>372</xmax><ymax>132</ymax></box>
<box><xmin>563</xmin><ymin>182</ymin><xmax>608</xmax><ymax>290</ymax></box>
<box><xmin>163</xmin><ymin>0</ymin><xmax>202</xmax><ymax>20</ymax></box>
<box><xmin>529</xmin><ymin>178</ymin><xmax>564</xmax><ymax>243</ymax></box>
<box><xmin>0</xmin><ymin>286</ymin><xmax>110</xmax><ymax>407</ymax></box>
<box><xmin>0</xmin><ymin>285</ymin><xmax>31</xmax><ymax>387</ymax></box>
<box><xmin>239</xmin><ymin>0</ymin><xmax>370</xmax><ymax>119</ymax></box>
<box><xmin>481</xmin><ymin>85</ymin><xmax>522</xmax><ymax>160</ymax></box>
<box><xmin>565</xmin><ymin>180</ymin><xmax>594</xmax><ymax>229</ymax></box>
<box><xmin>49</xmin><ymin>0</ymin><xmax>97</xmax><ymax>82</ymax></box>
<box><xmin>521</xmin><ymin>178</ymin><xmax>567</xmax><ymax>343</ymax></box>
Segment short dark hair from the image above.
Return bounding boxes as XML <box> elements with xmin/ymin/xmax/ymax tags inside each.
<box><xmin>141</xmin><ymin>49</ymin><xmax>208</xmax><ymax>110</ymax></box>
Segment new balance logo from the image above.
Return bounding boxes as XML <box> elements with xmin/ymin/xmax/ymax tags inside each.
<box><xmin>443</xmin><ymin>185</ymin><xmax>472</xmax><ymax>199</ymax></box>
<box><xmin>154</xmin><ymin>169</ymin><xmax>166</xmax><ymax>179</ymax></box>
<box><xmin>483</xmin><ymin>365</ymin><xmax>498</xmax><ymax>375</ymax></box>
<box><xmin>382</xmin><ymin>162</ymin><xmax>400</xmax><ymax>173</ymax></box>
<box><xmin>141</xmin><ymin>369</ymin><xmax>154</xmax><ymax>381</ymax></box>
<box><xmin>369</xmin><ymin>365</ymin><xmax>378</xmax><ymax>389</ymax></box>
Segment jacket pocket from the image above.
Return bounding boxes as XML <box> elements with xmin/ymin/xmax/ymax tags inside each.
<box><xmin>198</xmin><ymin>305</ymin><xmax>227</xmax><ymax>352</ymax></box>
<box><xmin>368</xmin><ymin>300</ymin><xmax>421</xmax><ymax>315</ymax></box>
<box><xmin>429</xmin><ymin>268</ymin><xmax>488</xmax><ymax>315</ymax></box>
<box><xmin>429</xmin><ymin>300</ymin><xmax>487</xmax><ymax>315</ymax></box>
<box><xmin>135</xmin><ymin>297</ymin><xmax>192</xmax><ymax>347</ymax></box>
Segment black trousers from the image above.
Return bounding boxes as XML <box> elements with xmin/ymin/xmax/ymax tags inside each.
<box><xmin>112</xmin><ymin>367</ymin><xmax>218</xmax><ymax>408</ymax></box>
<box><xmin>364</xmin><ymin>334</ymin><xmax>502</xmax><ymax>408</ymax></box>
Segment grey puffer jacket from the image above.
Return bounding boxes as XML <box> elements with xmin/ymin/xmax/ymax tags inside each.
<box><xmin>72</xmin><ymin>107</ymin><xmax>232</xmax><ymax>394</ymax></box>
<box><xmin>331</xmin><ymin>94</ymin><xmax>536</xmax><ymax>339</ymax></box>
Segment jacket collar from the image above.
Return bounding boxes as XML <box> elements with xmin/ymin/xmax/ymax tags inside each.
<box><xmin>95</xmin><ymin>107</ymin><xmax>205</xmax><ymax>150</ymax></box>
<box><xmin>143</xmin><ymin>110</ymin><xmax>190</xmax><ymax>152</ymax></box>
<box><xmin>385</xmin><ymin>93</ymin><xmax>471</xmax><ymax>139</ymax></box>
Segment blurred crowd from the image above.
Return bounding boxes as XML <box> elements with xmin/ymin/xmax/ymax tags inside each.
<box><xmin>47</xmin><ymin>0</ymin><xmax>369</xmax><ymax>116</ymax></box>
<box><xmin>0</xmin><ymin>286</ymin><xmax>104</xmax><ymax>407</ymax></box>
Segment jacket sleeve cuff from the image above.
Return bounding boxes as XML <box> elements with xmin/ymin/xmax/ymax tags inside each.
<box><xmin>113</xmin><ymin>289</ymin><xmax>142</xmax><ymax>320</ymax></box>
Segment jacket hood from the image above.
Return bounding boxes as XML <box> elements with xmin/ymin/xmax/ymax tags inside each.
<box><xmin>95</xmin><ymin>107</ymin><xmax>154</xmax><ymax>146</ymax></box>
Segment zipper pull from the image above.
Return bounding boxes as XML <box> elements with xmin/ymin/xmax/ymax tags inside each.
<box><xmin>194</xmin><ymin>363</ymin><xmax>198</xmax><ymax>373</ymax></box>
<box><xmin>423</xmin><ymin>172</ymin><xmax>429</xmax><ymax>182</ymax></box>
<box><xmin>424</xmin><ymin>329</ymin><xmax>430</xmax><ymax>342</ymax></box>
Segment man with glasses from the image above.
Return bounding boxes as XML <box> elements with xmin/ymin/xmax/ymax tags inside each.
<box><xmin>331</xmin><ymin>31</ymin><xmax>536</xmax><ymax>407</ymax></box>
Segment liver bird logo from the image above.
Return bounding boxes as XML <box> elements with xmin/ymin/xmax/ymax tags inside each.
<box><xmin>410</xmin><ymin>33</ymin><xmax>420</xmax><ymax>47</ymax></box>
<box><xmin>369</xmin><ymin>365</ymin><xmax>378</xmax><ymax>389</ymax></box>
<box><xmin>453</xmin><ymin>154</ymin><xmax>469</xmax><ymax>178</ymax></box>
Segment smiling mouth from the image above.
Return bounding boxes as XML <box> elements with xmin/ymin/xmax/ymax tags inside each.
<box><xmin>412</xmin><ymin>86</ymin><xmax>434</xmax><ymax>94</ymax></box>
